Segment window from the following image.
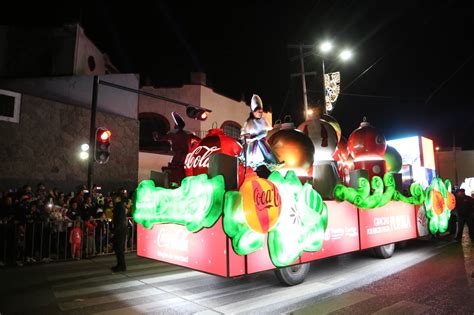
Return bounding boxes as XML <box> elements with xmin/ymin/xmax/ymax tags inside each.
<box><xmin>0</xmin><ymin>89</ymin><xmax>21</xmax><ymax>123</ymax></box>
<box><xmin>139</xmin><ymin>113</ymin><xmax>171</xmax><ymax>153</ymax></box>
<box><xmin>221</xmin><ymin>120</ymin><xmax>242</xmax><ymax>140</ymax></box>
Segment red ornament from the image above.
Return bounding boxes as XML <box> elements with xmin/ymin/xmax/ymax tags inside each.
<box><xmin>347</xmin><ymin>117</ymin><xmax>386</xmax><ymax>160</ymax></box>
<box><xmin>347</xmin><ymin>118</ymin><xmax>387</xmax><ymax>179</ymax></box>
<box><xmin>184</xmin><ymin>128</ymin><xmax>242</xmax><ymax>177</ymax></box>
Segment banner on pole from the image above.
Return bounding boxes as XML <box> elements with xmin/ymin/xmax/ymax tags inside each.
<box><xmin>324</xmin><ymin>72</ymin><xmax>340</xmax><ymax>112</ymax></box>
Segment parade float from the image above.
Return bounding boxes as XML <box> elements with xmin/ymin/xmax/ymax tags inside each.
<box><xmin>133</xmin><ymin>104</ymin><xmax>455</xmax><ymax>286</ymax></box>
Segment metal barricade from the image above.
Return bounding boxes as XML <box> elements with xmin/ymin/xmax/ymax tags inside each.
<box><xmin>0</xmin><ymin>217</ymin><xmax>137</xmax><ymax>266</ymax></box>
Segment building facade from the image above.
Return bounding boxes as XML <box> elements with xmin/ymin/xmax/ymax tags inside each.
<box><xmin>138</xmin><ymin>73</ymin><xmax>272</xmax><ymax>182</ymax></box>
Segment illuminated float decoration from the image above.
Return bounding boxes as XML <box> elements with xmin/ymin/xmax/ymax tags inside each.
<box><xmin>298</xmin><ymin>115</ymin><xmax>340</xmax><ymax>199</ymax></box>
<box><xmin>333</xmin><ymin>136</ymin><xmax>354</xmax><ymax>185</ymax></box>
<box><xmin>348</xmin><ymin>117</ymin><xmax>387</xmax><ymax>179</ymax></box>
<box><xmin>223</xmin><ymin>171</ymin><xmax>328</xmax><ymax>267</ymax></box>
<box><xmin>268</xmin><ymin>117</ymin><xmax>314</xmax><ymax>177</ymax></box>
<box><xmin>424</xmin><ymin>178</ymin><xmax>455</xmax><ymax>234</ymax></box>
<box><xmin>133</xmin><ymin>174</ymin><xmax>225</xmax><ymax>231</ymax></box>
<box><xmin>384</xmin><ymin>145</ymin><xmax>403</xmax><ymax>173</ymax></box>
<box><xmin>321</xmin><ymin>114</ymin><xmax>342</xmax><ymax>142</ymax></box>
<box><xmin>184</xmin><ymin>128</ymin><xmax>242</xmax><ymax>177</ymax></box>
<box><xmin>239</xmin><ymin>174</ymin><xmax>282</xmax><ymax>234</ymax></box>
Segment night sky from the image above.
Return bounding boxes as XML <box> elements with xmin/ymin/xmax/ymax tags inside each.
<box><xmin>5</xmin><ymin>0</ymin><xmax>474</xmax><ymax>149</ymax></box>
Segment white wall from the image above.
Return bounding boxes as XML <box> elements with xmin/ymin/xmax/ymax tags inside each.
<box><xmin>74</xmin><ymin>25</ymin><xmax>108</xmax><ymax>75</ymax></box>
<box><xmin>138</xmin><ymin>152</ymin><xmax>172</xmax><ymax>182</ymax></box>
<box><xmin>438</xmin><ymin>149</ymin><xmax>474</xmax><ymax>186</ymax></box>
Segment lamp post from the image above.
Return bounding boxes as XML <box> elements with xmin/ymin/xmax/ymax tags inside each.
<box><xmin>318</xmin><ymin>42</ymin><xmax>352</xmax><ymax>115</ymax></box>
<box><xmin>288</xmin><ymin>42</ymin><xmax>352</xmax><ymax>119</ymax></box>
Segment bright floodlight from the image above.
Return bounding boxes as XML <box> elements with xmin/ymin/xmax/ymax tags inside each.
<box><xmin>339</xmin><ymin>49</ymin><xmax>352</xmax><ymax>61</ymax></box>
<box><xmin>320</xmin><ymin>42</ymin><xmax>333</xmax><ymax>53</ymax></box>
<box><xmin>80</xmin><ymin>151</ymin><xmax>89</xmax><ymax>160</ymax></box>
<box><xmin>81</xmin><ymin>143</ymin><xmax>90</xmax><ymax>151</ymax></box>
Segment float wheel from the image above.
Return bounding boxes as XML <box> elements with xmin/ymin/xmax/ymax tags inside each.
<box><xmin>274</xmin><ymin>263</ymin><xmax>310</xmax><ymax>286</ymax></box>
<box><xmin>372</xmin><ymin>243</ymin><xmax>395</xmax><ymax>258</ymax></box>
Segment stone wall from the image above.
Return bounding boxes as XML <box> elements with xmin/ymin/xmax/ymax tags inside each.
<box><xmin>0</xmin><ymin>94</ymin><xmax>139</xmax><ymax>193</ymax></box>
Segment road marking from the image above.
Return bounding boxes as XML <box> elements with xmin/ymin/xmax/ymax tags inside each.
<box><xmin>210</xmin><ymin>281</ymin><xmax>333</xmax><ymax>314</ymax></box>
<box><xmin>92</xmin><ymin>297</ymin><xmax>201</xmax><ymax>315</ymax></box>
<box><xmin>54</xmin><ymin>280</ymin><xmax>145</xmax><ymax>298</ymax></box>
<box><xmin>289</xmin><ymin>291</ymin><xmax>375</xmax><ymax>315</ymax></box>
<box><xmin>58</xmin><ymin>287</ymin><xmax>164</xmax><ymax>310</ymax></box>
<box><xmin>372</xmin><ymin>300</ymin><xmax>431</xmax><ymax>314</ymax></box>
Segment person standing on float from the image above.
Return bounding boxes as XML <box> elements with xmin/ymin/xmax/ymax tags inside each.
<box><xmin>153</xmin><ymin>112</ymin><xmax>199</xmax><ymax>185</ymax></box>
<box><xmin>241</xmin><ymin>94</ymin><xmax>283</xmax><ymax>176</ymax></box>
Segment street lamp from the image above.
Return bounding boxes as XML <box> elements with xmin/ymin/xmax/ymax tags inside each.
<box><xmin>317</xmin><ymin>42</ymin><xmax>352</xmax><ymax>115</ymax></box>
<box><xmin>288</xmin><ymin>42</ymin><xmax>353</xmax><ymax>119</ymax></box>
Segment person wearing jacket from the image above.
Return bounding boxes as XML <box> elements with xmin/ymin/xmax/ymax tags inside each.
<box><xmin>111</xmin><ymin>193</ymin><xmax>127</xmax><ymax>272</ymax></box>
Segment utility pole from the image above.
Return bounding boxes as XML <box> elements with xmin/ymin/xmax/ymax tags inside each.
<box><xmin>299</xmin><ymin>45</ymin><xmax>309</xmax><ymax>120</ymax></box>
<box><xmin>288</xmin><ymin>44</ymin><xmax>318</xmax><ymax>121</ymax></box>
<box><xmin>87</xmin><ymin>75</ymin><xmax>99</xmax><ymax>193</ymax></box>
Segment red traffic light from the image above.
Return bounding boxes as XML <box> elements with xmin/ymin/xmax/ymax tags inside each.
<box><xmin>98</xmin><ymin>129</ymin><xmax>111</xmax><ymax>143</ymax></box>
<box><xmin>199</xmin><ymin>111</ymin><xmax>209</xmax><ymax>120</ymax></box>
<box><xmin>186</xmin><ymin>106</ymin><xmax>209</xmax><ymax>121</ymax></box>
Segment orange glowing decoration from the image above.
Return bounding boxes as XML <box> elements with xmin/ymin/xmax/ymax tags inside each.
<box><xmin>268</xmin><ymin>119</ymin><xmax>314</xmax><ymax>176</ymax></box>
<box><xmin>446</xmin><ymin>191</ymin><xmax>456</xmax><ymax>210</ymax></box>
<box><xmin>240</xmin><ymin>175</ymin><xmax>282</xmax><ymax>234</ymax></box>
<box><xmin>432</xmin><ymin>190</ymin><xmax>445</xmax><ymax>215</ymax></box>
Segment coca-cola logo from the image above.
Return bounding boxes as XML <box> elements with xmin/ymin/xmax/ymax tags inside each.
<box><xmin>253</xmin><ymin>182</ymin><xmax>281</xmax><ymax>212</ymax></box>
<box><xmin>157</xmin><ymin>229</ymin><xmax>189</xmax><ymax>251</ymax></box>
<box><xmin>184</xmin><ymin>145</ymin><xmax>220</xmax><ymax>169</ymax></box>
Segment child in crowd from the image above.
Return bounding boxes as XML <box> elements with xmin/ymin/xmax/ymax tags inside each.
<box><xmin>85</xmin><ymin>216</ymin><xmax>97</xmax><ymax>256</ymax></box>
<box><xmin>69</xmin><ymin>219</ymin><xmax>83</xmax><ymax>260</ymax></box>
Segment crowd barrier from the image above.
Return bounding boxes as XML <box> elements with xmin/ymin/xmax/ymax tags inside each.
<box><xmin>0</xmin><ymin>218</ymin><xmax>136</xmax><ymax>266</ymax></box>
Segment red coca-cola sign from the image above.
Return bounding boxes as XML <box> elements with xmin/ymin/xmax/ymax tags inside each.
<box><xmin>184</xmin><ymin>128</ymin><xmax>242</xmax><ymax>177</ymax></box>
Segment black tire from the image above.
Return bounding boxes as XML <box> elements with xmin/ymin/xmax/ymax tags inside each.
<box><xmin>395</xmin><ymin>240</ymin><xmax>408</xmax><ymax>249</ymax></box>
<box><xmin>274</xmin><ymin>263</ymin><xmax>310</xmax><ymax>286</ymax></box>
<box><xmin>372</xmin><ymin>243</ymin><xmax>395</xmax><ymax>258</ymax></box>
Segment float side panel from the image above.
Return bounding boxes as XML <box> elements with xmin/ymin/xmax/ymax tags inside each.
<box><xmin>137</xmin><ymin>218</ymin><xmax>228</xmax><ymax>277</ymax></box>
<box><xmin>301</xmin><ymin>201</ymin><xmax>360</xmax><ymax>262</ymax></box>
<box><xmin>359</xmin><ymin>201</ymin><xmax>417</xmax><ymax>249</ymax></box>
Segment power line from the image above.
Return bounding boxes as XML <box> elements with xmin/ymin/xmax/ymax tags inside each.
<box><xmin>424</xmin><ymin>53</ymin><xmax>474</xmax><ymax>105</ymax></box>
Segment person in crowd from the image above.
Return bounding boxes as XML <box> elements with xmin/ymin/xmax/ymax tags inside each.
<box><xmin>455</xmin><ymin>188</ymin><xmax>474</xmax><ymax>241</ymax></box>
<box><xmin>84</xmin><ymin>216</ymin><xmax>97</xmax><ymax>256</ymax></box>
<box><xmin>111</xmin><ymin>193</ymin><xmax>128</xmax><ymax>272</ymax></box>
<box><xmin>69</xmin><ymin>219</ymin><xmax>83</xmax><ymax>260</ymax></box>
<box><xmin>95</xmin><ymin>212</ymin><xmax>109</xmax><ymax>254</ymax></box>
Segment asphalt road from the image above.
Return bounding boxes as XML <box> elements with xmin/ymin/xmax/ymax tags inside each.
<box><xmin>0</xmin><ymin>232</ymin><xmax>473</xmax><ymax>314</ymax></box>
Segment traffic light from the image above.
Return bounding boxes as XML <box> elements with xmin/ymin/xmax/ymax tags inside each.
<box><xmin>95</xmin><ymin>127</ymin><xmax>111</xmax><ymax>164</ymax></box>
<box><xmin>186</xmin><ymin>106</ymin><xmax>209</xmax><ymax>121</ymax></box>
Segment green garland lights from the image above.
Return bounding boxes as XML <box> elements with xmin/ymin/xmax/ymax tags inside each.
<box><xmin>334</xmin><ymin>173</ymin><xmax>401</xmax><ymax>209</ymax></box>
<box><xmin>132</xmin><ymin>174</ymin><xmax>225</xmax><ymax>232</ymax></box>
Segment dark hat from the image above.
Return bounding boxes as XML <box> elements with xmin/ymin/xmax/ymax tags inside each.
<box><xmin>171</xmin><ymin>112</ymin><xmax>186</xmax><ymax>129</ymax></box>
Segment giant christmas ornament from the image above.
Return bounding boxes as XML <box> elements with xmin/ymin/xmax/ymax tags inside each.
<box><xmin>268</xmin><ymin>119</ymin><xmax>314</xmax><ymax>176</ymax></box>
<box><xmin>239</xmin><ymin>174</ymin><xmax>282</xmax><ymax>234</ymax></box>
<box><xmin>333</xmin><ymin>136</ymin><xmax>354</xmax><ymax>185</ymax></box>
<box><xmin>298</xmin><ymin>116</ymin><xmax>338</xmax><ymax>161</ymax></box>
<box><xmin>321</xmin><ymin>114</ymin><xmax>342</xmax><ymax>142</ymax></box>
<box><xmin>267</xmin><ymin>119</ymin><xmax>282</xmax><ymax>139</ymax></box>
<box><xmin>348</xmin><ymin>117</ymin><xmax>387</xmax><ymax>178</ymax></box>
<box><xmin>384</xmin><ymin>145</ymin><xmax>402</xmax><ymax>173</ymax></box>
<box><xmin>184</xmin><ymin>128</ymin><xmax>242</xmax><ymax>177</ymax></box>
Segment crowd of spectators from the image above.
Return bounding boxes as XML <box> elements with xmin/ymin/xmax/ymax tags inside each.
<box><xmin>0</xmin><ymin>183</ymin><xmax>135</xmax><ymax>267</ymax></box>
